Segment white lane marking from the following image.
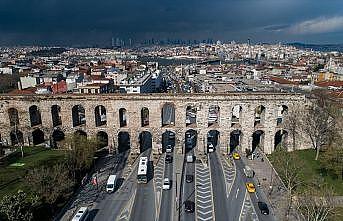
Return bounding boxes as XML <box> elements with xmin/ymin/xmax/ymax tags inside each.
<box><xmin>255</xmin><ymin>192</ymin><xmax>259</xmax><ymax>200</ymax></box>
<box><xmin>236</xmin><ymin>188</ymin><xmax>240</xmax><ymax>198</ymax></box>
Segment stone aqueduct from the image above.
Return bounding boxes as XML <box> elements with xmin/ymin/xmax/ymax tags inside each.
<box><xmin>0</xmin><ymin>93</ymin><xmax>306</xmax><ymax>155</ymax></box>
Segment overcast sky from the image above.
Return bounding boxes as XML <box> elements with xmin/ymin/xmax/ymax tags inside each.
<box><xmin>0</xmin><ymin>0</ymin><xmax>343</xmax><ymax>46</ymax></box>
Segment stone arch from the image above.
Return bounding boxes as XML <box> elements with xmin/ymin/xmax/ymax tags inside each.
<box><xmin>208</xmin><ymin>105</ymin><xmax>220</xmax><ymax>127</ymax></box>
<box><xmin>29</xmin><ymin>105</ymin><xmax>42</xmax><ymax>127</ymax></box>
<box><xmin>141</xmin><ymin>107</ymin><xmax>149</xmax><ymax>127</ymax></box>
<box><xmin>274</xmin><ymin>130</ymin><xmax>288</xmax><ymax>150</ymax></box>
<box><xmin>8</xmin><ymin>108</ymin><xmax>19</xmax><ymax>126</ymax></box>
<box><xmin>207</xmin><ymin>130</ymin><xmax>220</xmax><ymax>152</ymax></box>
<box><xmin>254</xmin><ymin>105</ymin><xmax>266</xmax><ymax>127</ymax></box>
<box><xmin>161</xmin><ymin>103</ymin><xmax>175</xmax><ymax>126</ymax></box>
<box><xmin>276</xmin><ymin>105</ymin><xmax>289</xmax><ymax>126</ymax></box>
<box><xmin>72</xmin><ymin>105</ymin><xmax>86</xmax><ymax>127</ymax></box>
<box><xmin>95</xmin><ymin>105</ymin><xmax>107</xmax><ymax>127</ymax></box>
<box><xmin>10</xmin><ymin>130</ymin><xmax>24</xmax><ymax>146</ymax></box>
<box><xmin>51</xmin><ymin>129</ymin><xmax>65</xmax><ymax>148</ymax></box>
<box><xmin>51</xmin><ymin>105</ymin><xmax>62</xmax><ymax>127</ymax></box>
<box><xmin>162</xmin><ymin>130</ymin><xmax>176</xmax><ymax>153</ymax></box>
<box><xmin>185</xmin><ymin>129</ymin><xmax>197</xmax><ymax>153</ymax></box>
<box><xmin>139</xmin><ymin>131</ymin><xmax>152</xmax><ymax>153</ymax></box>
<box><xmin>74</xmin><ymin>129</ymin><xmax>87</xmax><ymax>138</ymax></box>
<box><xmin>229</xmin><ymin>129</ymin><xmax>243</xmax><ymax>153</ymax></box>
<box><xmin>118</xmin><ymin>131</ymin><xmax>130</xmax><ymax>153</ymax></box>
<box><xmin>96</xmin><ymin>131</ymin><xmax>108</xmax><ymax>149</ymax></box>
<box><xmin>252</xmin><ymin>130</ymin><xmax>264</xmax><ymax>153</ymax></box>
<box><xmin>119</xmin><ymin>108</ymin><xmax>127</xmax><ymax>127</ymax></box>
<box><xmin>186</xmin><ymin>105</ymin><xmax>197</xmax><ymax>126</ymax></box>
<box><xmin>231</xmin><ymin>105</ymin><xmax>242</xmax><ymax>127</ymax></box>
<box><xmin>32</xmin><ymin>129</ymin><xmax>45</xmax><ymax>145</ymax></box>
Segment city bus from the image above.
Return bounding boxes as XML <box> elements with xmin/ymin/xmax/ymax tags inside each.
<box><xmin>137</xmin><ymin>156</ymin><xmax>148</xmax><ymax>184</ymax></box>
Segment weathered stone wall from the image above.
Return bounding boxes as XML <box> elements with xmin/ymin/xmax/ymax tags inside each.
<box><xmin>0</xmin><ymin>93</ymin><xmax>307</xmax><ymax>154</ymax></box>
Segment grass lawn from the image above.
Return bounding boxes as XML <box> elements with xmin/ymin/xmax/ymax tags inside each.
<box><xmin>0</xmin><ymin>147</ymin><xmax>67</xmax><ymax>199</ymax></box>
<box><xmin>269</xmin><ymin>149</ymin><xmax>343</xmax><ymax>195</ymax></box>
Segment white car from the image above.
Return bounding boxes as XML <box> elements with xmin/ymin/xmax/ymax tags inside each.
<box><xmin>166</xmin><ymin>145</ymin><xmax>173</xmax><ymax>153</ymax></box>
<box><xmin>72</xmin><ymin>207</ymin><xmax>89</xmax><ymax>221</ymax></box>
<box><xmin>208</xmin><ymin>143</ymin><xmax>214</xmax><ymax>152</ymax></box>
<box><xmin>162</xmin><ymin>178</ymin><xmax>171</xmax><ymax>190</ymax></box>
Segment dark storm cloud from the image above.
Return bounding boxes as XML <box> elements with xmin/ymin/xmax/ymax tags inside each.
<box><xmin>0</xmin><ymin>0</ymin><xmax>342</xmax><ymax>46</ymax></box>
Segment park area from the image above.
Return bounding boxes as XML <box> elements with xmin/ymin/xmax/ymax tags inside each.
<box><xmin>0</xmin><ymin>147</ymin><xmax>66</xmax><ymax>199</ymax></box>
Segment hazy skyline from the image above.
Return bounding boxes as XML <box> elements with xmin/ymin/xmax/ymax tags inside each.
<box><xmin>0</xmin><ymin>0</ymin><xmax>343</xmax><ymax>46</ymax></box>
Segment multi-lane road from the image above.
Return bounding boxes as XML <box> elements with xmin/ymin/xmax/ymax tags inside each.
<box><xmin>64</xmin><ymin>140</ymin><xmax>278</xmax><ymax>221</ymax></box>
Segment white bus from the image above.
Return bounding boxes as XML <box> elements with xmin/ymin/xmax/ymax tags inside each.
<box><xmin>137</xmin><ymin>157</ymin><xmax>148</xmax><ymax>184</ymax></box>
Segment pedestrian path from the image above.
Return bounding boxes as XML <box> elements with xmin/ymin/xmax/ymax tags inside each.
<box><xmin>195</xmin><ymin>162</ymin><xmax>214</xmax><ymax>221</ymax></box>
<box><xmin>240</xmin><ymin>192</ymin><xmax>258</xmax><ymax>221</ymax></box>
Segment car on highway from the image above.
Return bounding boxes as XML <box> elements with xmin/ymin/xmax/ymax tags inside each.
<box><xmin>71</xmin><ymin>206</ymin><xmax>89</xmax><ymax>221</ymax></box>
<box><xmin>258</xmin><ymin>202</ymin><xmax>269</xmax><ymax>215</ymax></box>
<box><xmin>184</xmin><ymin>200</ymin><xmax>195</xmax><ymax>213</ymax></box>
<box><xmin>246</xmin><ymin>182</ymin><xmax>256</xmax><ymax>193</ymax></box>
<box><xmin>186</xmin><ymin>174</ymin><xmax>194</xmax><ymax>183</ymax></box>
<box><xmin>166</xmin><ymin>145</ymin><xmax>173</xmax><ymax>153</ymax></box>
<box><xmin>162</xmin><ymin>178</ymin><xmax>171</xmax><ymax>190</ymax></box>
<box><xmin>165</xmin><ymin>155</ymin><xmax>173</xmax><ymax>163</ymax></box>
<box><xmin>232</xmin><ymin>152</ymin><xmax>240</xmax><ymax>160</ymax></box>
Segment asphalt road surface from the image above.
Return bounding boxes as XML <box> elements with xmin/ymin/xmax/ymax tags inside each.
<box><xmin>209</xmin><ymin>151</ymin><xmax>230</xmax><ymax>221</ymax></box>
<box><xmin>158</xmin><ymin>152</ymin><xmax>174</xmax><ymax>221</ymax></box>
<box><xmin>180</xmin><ymin>149</ymin><xmax>195</xmax><ymax>221</ymax></box>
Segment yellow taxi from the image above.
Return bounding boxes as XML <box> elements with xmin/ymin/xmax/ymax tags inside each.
<box><xmin>246</xmin><ymin>182</ymin><xmax>256</xmax><ymax>193</ymax></box>
<box><xmin>232</xmin><ymin>152</ymin><xmax>240</xmax><ymax>160</ymax></box>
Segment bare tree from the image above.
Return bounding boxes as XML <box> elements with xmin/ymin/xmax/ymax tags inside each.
<box><xmin>301</xmin><ymin>102</ymin><xmax>336</xmax><ymax>161</ymax></box>
<box><xmin>26</xmin><ymin>163</ymin><xmax>74</xmax><ymax>208</ymax></box>
<box><xmin>294</xmin><ymin>183</ymin><xmax>337</xmax><ymax>221</ymax></box>
<box><xmin>284</xmin><ymin>104</ymin><xmax>303</xmax><ymax>151</ymax></box>
<box><xmin>271</xmin><ymin>148</ymin><xmax>305</xmax><ymax>220</ymax></box>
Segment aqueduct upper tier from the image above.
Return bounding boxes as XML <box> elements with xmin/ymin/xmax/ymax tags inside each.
<box><xmin>0</xmin><ymin>93</ymin><xmax>306</xmax><ymax>154</ymax></box>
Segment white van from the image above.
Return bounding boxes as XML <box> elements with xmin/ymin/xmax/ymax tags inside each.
<box><xmin>186</xmin><ymin>155</ymin><xmax>194</xmax><ymax>163</ymax></box>
<box><xmin>106</xmin><ymin>175</ymin><xmax>117</xmax><ymax>193</ymax></box>
<box><xmin>71</xmin><ymin>207</ymin><xmax>89</xmax><ymax>221</ymax></box>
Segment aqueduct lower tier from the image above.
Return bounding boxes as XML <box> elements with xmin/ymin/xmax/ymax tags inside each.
<box><xmin>0</xmin><ymin>93</ymin><xmax>306</xmax><ymax>154</ymax></box>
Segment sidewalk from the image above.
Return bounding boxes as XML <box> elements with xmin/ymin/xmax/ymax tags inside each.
<box><xmin>239</xmin><ymin>150</ymin><xmax>290</xmax><ymax>220</ymax></box>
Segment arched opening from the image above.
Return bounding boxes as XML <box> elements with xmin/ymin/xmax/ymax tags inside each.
<box><xmin>32</xmin><ymin>129</ymin><xmax>45</xmax><ymax>145</ymax></box>
<box><xmin>51</xmin><ymin>105</ymin><xmax>62</xmax><ymax>127</ymax></box>
<box><xmin>254</xmin><ymin>105</ymin><xmax>266</xmax><ymax>127</ymax></box>
<box><xmin>161</xmin><ymin>103</ymin><xmax>175</xmax><ymax>127</ymax></box>
<box><xmin>207</xmin><ymin>130</ymin><xmax>220</xmax><ymax>152</ymax></box>
<box><xmin>96</xmin><ymin>131</ymin><xmax>108</xmax><ymax>149</ymax></box>
<box><xmin>95</xmin><ymin>105</ymin><xmax>107</xmax><ymax>127</ymax></box>
<box><xmin>51</xmin><ymin>129</ymin><xmax>65</xmax><ymax>148</ymax></box>
<box><xmin>162</xmin><ymin>130</ymin><xmax>176</xmax><ymax>153</ymax></box>
<box><xmin>276</xmin><ymin>105</ymin><xmax>288</xmax><ymax>126</ymax></box>
<box><xmin>141</xmin><ymin>107</ymin><xmax>149</xmax><ymax>127</ymax></box>
<box><xmin>208</xmin><ymin>105</ymin><xmax>220</xmax><ymax>127</ymax></box>
<box><xmin>185</xmin><ymin>129</ymin><xmax>197</xmax><ymax>153</ymax></box>
<box><xmin>139</xmin><ymin>131</ymin><xmax>152</xmax><ymax>153</ymax></box>
<box><xmin>72</xmin><ymin>105</ymin><xmax>86</xmax><ymax>127</ymax></box>
<box><xmin>119</xmin><ymin>108</ymin><xmax>127</xmax><ymax>127</ymax></box>
<box><xmin>74</xmin><ymin>130</ymin><xmax>87</xmax><ymax>138</ymax></box>
<box><xmin>186</xmin><ymin>105</ymin><xmax>197</xmax><ymax>126</ymax></box>
<box><xmin>274</xmin><ymin>130</ymin><xmax>288</xmax><ymax>150</ymax></box>
<box><xmin>29</xmin><ymin>105</ymin><xmax>42</xmax><ymax>127</ymax></box>
<box><xmin>252</xmin><ymin>130</ymin><xmax>264</xmax><ymax>153</ymax></box>
<box><xmin>118</xmin><ymin>131</ymin><xmax>130</xmax><ymax>153</ymax></box>
<box><xmin>229</xmin><ymin>130</ymin><xmax>242</xmax><ymax>153</ymax></box>
<box><xmin>10</xmin><ymin>130</ymin><xmax>24</xmax><ymax>146</ymax></box>
<box><xmin>8</xmin><ymin>108</ymin><xmax>19</xmax><ymax>126</ymax></box>
<box><xmin>231</xmin><ymin>105</ymin><xmax>242</xmax><ymax>127</ymax></box>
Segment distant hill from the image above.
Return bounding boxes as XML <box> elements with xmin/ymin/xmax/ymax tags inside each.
<box><xmin>287</xmin><ymin>42</ymin><xmax>343</xmax><ymax>53</ymax></box>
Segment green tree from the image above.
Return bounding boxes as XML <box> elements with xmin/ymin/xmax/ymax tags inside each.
<box><xmin>64</xmin><ymin>134</ymin><xmax>97</xmax><ymax>179</ymax></box>
<box><xmin>0</xmin><ymin>190</ymin><xmax>37</xmax><ymax>221</ymax></box>
<box><xmin>26</xmin><ymin>163</ymin><xmax>74</xmax><ymax>207</ymax></box>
